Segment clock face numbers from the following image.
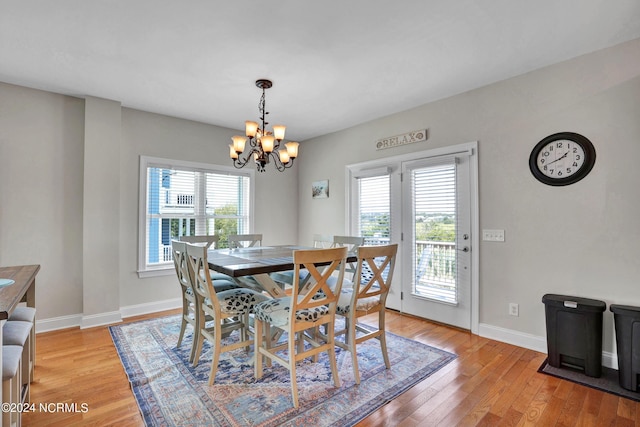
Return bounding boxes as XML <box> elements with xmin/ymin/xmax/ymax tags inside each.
<box><xmin>536</xmin><ymin>140</ymin><xmax>585</xmax><ymax>178</ymax></box>
<box><xmin>529</xmin><ymin>132</ymin><xmax>596</xmax><ymax>186</ymax></box>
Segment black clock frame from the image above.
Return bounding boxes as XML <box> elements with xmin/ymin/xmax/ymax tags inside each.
<box><xmin>529</xmin><ymin>132</ymin><xmax>596</xmax><ymax>186</ymax></box>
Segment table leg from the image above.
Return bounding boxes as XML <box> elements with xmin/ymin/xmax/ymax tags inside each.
<box><xmin>250</xmin><ymin>274</ymin><xmax>287</xmax><ymax>298</ymax></box>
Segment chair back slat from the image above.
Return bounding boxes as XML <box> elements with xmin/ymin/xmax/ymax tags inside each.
<box><xmin>180</xmin><ymin>235</ymin><xmax>220</xmax><ymax>249</ymax></box>
<box><xmin>312</xmin><ymin>234</ymin><xmax>335</xmax><ymax>248</ymax></box>
<box><xmin>333</xmin><ymin>235</ymin><xmax>365</xmax><ymax>279</ymax></box>
<box><xmin>171</xmin><ymin>240</ymin><xmax>190</xmax><ymax>291</ymax></box>
<box><xmin>185</xmin><ymin>242</ymin><xmax>220</xmax><ymax>309</ymax></box>
<box><xmin>354</xmin><ymin>244</ymin><xmax>398</xmax><ymax>304</ymax></box>
<box><xmin>228</xmin><ymin>233</ymin><xmax>263</xmax><ymax>249</ymax></box>
<box><xmin>333</xmin><ymin>235</ymin><xmax>364</xmax><ymax>250</ymax></box>
<box><xmin>293</xmin><ymin>247</ymin><xmax>347</xmax><ymax>312</ymax></box>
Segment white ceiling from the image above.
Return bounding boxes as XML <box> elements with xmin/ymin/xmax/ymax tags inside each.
<box><xmin>1</xmin><ymin>1</ymin><xmax>639</xmax><ymax>141</ymax></box>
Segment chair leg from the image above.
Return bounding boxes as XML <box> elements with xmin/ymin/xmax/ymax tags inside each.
<box><xmin>311</xmin><ymin>327</ymin><xmax>319</xmax><ymax>363</ymax></box>
<box><xmin>348</xmin><ymin>316</ymin><xmax>361</xmax><ymax>384</ymax></box>
<box><xmin>327</xmin><ymin>319</ymin><xmax>341</xmax><ymax>389</ymax></box>
<box><xmin>192</xmin><ymin>330</ymin><xmax>205</xmax><ymax>367</ymax></box>
<box><xmin>242</xmin><ymin>312</ymin><xmax>251</xmax><ymax>352</ymax></box>
<box><xmin>254</xmin><ymin>319</ymin><xmax>264</xmax><ymax>379</ymax></box>
<box><xmin>288</xmin><ymin>337</ymin><xmax>299</xmax><ymax>408</ymax></box>
<box><xmin>208</xmin><ymin>327</ymin><xmax>223</xmax><ymax>386</ymax></box>
<box><xmin>265</xmin><ymin>322</ymin><xmax>272</xmax><ymax>368</ymax></box>
<box><xmin>379</xmin><ymin>310</ymin><xmax>390</xmax><ymax>369</ymax></box>
<box><xmin>177</xmin><ymin>317</ymin><xmax>187</xmax><ymax>348</ymax></box>
<box><xmin>189</xmin><ymin>321</ymin><xmax>200</xmax><ymax>364</ymax></box>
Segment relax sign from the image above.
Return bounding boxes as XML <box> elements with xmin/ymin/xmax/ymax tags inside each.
<box><xmin>375</xmin><ymin>129</ymin><xmax>427</xmax><ymax>150</ymax></box>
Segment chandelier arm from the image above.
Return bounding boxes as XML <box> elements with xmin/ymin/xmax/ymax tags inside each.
<box><xmin>267</xmin><ymin>151</ymin><xmax>295</xmax><ymax>172</ymax></box>
<box><xmin>233</xmin><ymin>147</ymin><xmax>261</xmax><ymax>169</ymax></box>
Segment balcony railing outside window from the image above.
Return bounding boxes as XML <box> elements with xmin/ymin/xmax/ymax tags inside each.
<box><xmin>415</xmin><ymin>240</ymin><xmax>456</xmax><ymax>303</ymax></box>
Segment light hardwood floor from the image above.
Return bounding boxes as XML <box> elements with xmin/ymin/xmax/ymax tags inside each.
<box><xmin>22</xmin><ymin>309</ymin><xmax>640</xmax><ymax>426</ymax></box>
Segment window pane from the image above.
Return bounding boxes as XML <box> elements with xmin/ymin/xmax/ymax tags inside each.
<box><xmin>205</xmin><ymin>173</ymin><xmax>250</xmax><ymax>248</ymax></box>
<box><xmin>412</xmin><ymin>163</ymin><xmax>457</xmax><ymax>303</ymax></box>
<box><xmin>358</xmin><ymin>174</ymin><xmax>390</xmax><ymax>245</ymax></box>
<box><xmin>144</xmin><ymin>164</ymin><xmax>251</xmax><ymax>267</ymax></box>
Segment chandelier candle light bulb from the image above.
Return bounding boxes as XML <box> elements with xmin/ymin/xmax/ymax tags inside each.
<box><xmin>273</xmin><ymin>125</ymin><xmax>286</xmax><ymax>141</ymax></box>
<box><xmin>245</xmin><ymin>121</ymin><xmax>258</xmax><ymax>138</ymax></box>
<box><xmin>230</xmin><ymin>79</ymin><xmax>299</xmax><ymax>172</ymax></box>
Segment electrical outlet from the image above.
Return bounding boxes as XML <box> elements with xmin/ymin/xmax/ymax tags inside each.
<box><xmin>509</xmin><ymin>303</ymin><xmax>519</xmax><ymax>317</ymax></box>
<box><xmin>482</xmin><ymin>229</ymin><xmax>505</xmax><ymax>242</ymax></box>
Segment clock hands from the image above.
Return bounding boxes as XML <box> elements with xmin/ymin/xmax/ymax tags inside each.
<box><xmin>545</xmin><ymin>150</ymin><xmax>570</xmax><ymax>166</ymax></box>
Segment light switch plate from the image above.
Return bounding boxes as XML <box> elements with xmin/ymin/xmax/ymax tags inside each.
<box><xmin>482</xmin><ymin>229</ymin><xmax>505</xmax><ymax>242</ymax></box>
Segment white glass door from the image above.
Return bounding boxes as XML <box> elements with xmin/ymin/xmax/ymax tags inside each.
<box><xmin>401</xmin><ymin>154</ymin><xmax>472</xmax><ymax>329</ymax></box>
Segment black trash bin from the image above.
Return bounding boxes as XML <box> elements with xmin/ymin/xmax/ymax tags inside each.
<box><xmin>542</xmin><ymin>294</ymin><xmax>606</xmax><ymax>378</ymax></box>
<box><xmin>610</xmin><ymin>304</ymin><xmax>640</xmax><ymax>391</ymax></box>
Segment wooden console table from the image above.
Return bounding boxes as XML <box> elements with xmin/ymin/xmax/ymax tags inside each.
<box><xmin>0</xmin><ymin>265</ymin><xmax>38</xmax><ymax>320</ymax></box>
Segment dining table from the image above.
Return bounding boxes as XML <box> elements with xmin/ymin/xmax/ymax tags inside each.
<box><xmin>206</xmin><ymin>245</ymin><xmax>356</xmax><ymax>297</ymax></box>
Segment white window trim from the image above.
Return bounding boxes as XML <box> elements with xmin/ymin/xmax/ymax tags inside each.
<box><xmin>137</xmin><ymin>155</ymin><xmax>255</xmax><ymax>278</ymax></box>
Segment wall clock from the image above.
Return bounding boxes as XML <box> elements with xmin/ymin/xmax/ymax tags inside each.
<box><xmin>529</xmin><ymin>132</ymin><xmax>596</xmax><ymax>186</ymax></box>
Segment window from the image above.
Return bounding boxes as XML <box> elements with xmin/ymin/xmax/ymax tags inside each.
<box><xmin>357</xmin><ymin>174</ymin><xmax>391</xmax><ymax>245</ymax></box>
<box><xmin>138</xmin><ymin>156</ymin><xmax>254</xmax><ymax>277</ymax></box>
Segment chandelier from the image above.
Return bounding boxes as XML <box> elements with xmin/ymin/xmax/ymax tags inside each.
<box><xmin>229</xmin><ymin>79</ymin><xmax>299</xmax><ymax>172</ymax></box>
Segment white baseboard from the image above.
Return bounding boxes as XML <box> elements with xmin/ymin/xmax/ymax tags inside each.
<box><xmin>478</xmin><ymin>323</ymin><xmax>548</xmax><ymax>353</ymax></box>
<box><xmin>36</xmin><ymin>298</ymin><xmax>181</xmax><ymax>333</ymax></box>
<box><xmin>81</xmin><ymin>311</ymin><xmax>122</xmax><ymax>329</ymax></box>
<box><xmin>36</xmin><ymin>313</ymin><xmax>83</xmax><ymax>333</ymax></box>
<box><xmin>478</xmin><ymin>323</ymin><xmax>618</xmax><ymax>369</ymax></box>
<box><xmin>119</xmin><ymin>298</ymin><xmax>181</xmax><ymax>319</ymax></box>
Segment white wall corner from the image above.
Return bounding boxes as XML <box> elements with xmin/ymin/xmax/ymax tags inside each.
<box><xmin>479</xmin><ymin>323</ymin><xmax>618</xmax><ymax>370</ymax></box>
<box><xmin>80</xmin><ymin>311</ymin><xmax>123</xmax><ymax>329</ymax></box>
<box><xmin>119</xmin><ymin>298</ymin><xmax>181</xmax><ymax>319</ymax></box>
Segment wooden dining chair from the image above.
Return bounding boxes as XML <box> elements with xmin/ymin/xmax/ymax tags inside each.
<box><xmin>185</xmin><ymin>242</ymin><xmax>269</xmax><ymax>384</ymax></box>
<box><xmin>253</xmin><ymin>246</ymin><xmax>347</xmax><ymax>408</ymax></box>
<box><xmin>180</xmin><ymin>235</ymin><xmax>236</xmax><ymax>283</ymax></box>
<box><xmin>332</xmin><ymin>235</ymin><xmax>365</xmax><ymax>281</ymax></box>
<box><xmin>228</xmin><ymin>233</ymin><xmax>263</xmax><ymax>249</ymax></box>
<box><xmin>333</xmin><ymin>243</ymin><xmax>398</xmax><ymax>384</ymax></box>
<box><xmin>172</xmin><ymin>240</ymin><xmax>204</xmax><ymax>363</ymax></box>
<box><xmin>270</xmin><ymin>233</ymin><xmax>337</xmax><ymax>287</ymax></box>
<box><xmin>313</xmin><ymin>233</ymin><xmax>335</xmax><ymax>248</ymax></box>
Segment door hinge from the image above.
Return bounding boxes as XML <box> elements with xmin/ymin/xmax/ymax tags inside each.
<box><xmin>401</xmin><ymin>291</ymin><xmax>404</xmax><ymax>300</ymax></box>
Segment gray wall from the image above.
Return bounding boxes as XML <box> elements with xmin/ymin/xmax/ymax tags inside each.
<box><xmin>0</xmin><ymin>83</ymin><xmax>299</xmax><ymax>325</ymax></box>
<box><xmin>297</xmin><ymin>38</ymin><xmax>640</xmax><ymax>356</ymax></box>
<box><xmin>0</xmin><ymin>37</ymin><xmax>638</xmax><ymax>359</ymax></box>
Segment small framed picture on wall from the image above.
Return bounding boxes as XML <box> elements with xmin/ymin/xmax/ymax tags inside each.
<box><xmin>312</xmin><ymin>179</ymin><xmax>329</xmax><ymax>199</ymax></box>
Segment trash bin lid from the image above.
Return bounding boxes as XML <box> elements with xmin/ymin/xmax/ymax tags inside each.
<box><xmin>542</xmin><ymin>294</ymin><xmax>606</xmax><ymax>312</ymax></box>
<box><xmin>610</xmin><ymin>304</ymin><xmax>640</xmax><ymax>317</ymax></box>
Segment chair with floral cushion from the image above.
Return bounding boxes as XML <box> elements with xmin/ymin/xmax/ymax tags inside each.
<box><xmin>253</xmin><ymin>246</ymin><xmax>347</xmax><ymax>408</ymax></box>
<box><xmin>333</xmin><ymin>243</ymin><xmax>398</xmax><ymax>384</ymax></box>
<box><xmin>185</xmin><ymin>242</ymin><xmax>269</xmax><ymax>384</ymax></box>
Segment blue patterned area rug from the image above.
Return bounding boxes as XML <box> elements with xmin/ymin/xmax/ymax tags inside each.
<box><xmin>109</xmin><ymin>315</ymin><xmax>456</xmax><ymax>426</ymax></box>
